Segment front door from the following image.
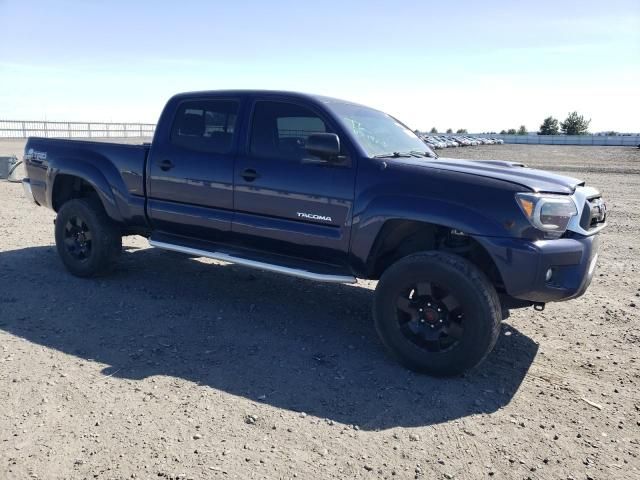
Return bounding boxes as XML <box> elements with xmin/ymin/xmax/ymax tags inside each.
<box><xmin>233</xmin><ymin>99</ymin><xmax>356</xmax><ymax>264</ymax></box>
<box><xmin>147</xmin><ymin>97</ymin><xmax>240</xmax><ymax>241</ymax></box>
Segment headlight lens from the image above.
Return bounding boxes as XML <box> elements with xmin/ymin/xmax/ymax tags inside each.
<box><xmin>515</xmin><ymin>193</ymin><xmax>578</xmax><ymax>238</ymax></box>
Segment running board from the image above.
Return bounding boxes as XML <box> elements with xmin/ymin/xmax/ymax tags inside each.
<box><xmin>149</xmin><ymin>239</ymin><xmax>357</xmax><ymax>284</ymax></box>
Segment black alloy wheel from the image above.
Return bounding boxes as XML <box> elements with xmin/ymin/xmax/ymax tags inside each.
<box><xmin>396</xmin><ymin>281</ymin><xmax>464</xmax><ymax>352</ymax></box>
<box><xmin>62</xmin><ymin>215</ymin><xmax>93</xmax><ymax>261</ymax></box>
<box><xmin>373</xmin><ymin>251</ymin><xmax>502</xmax><ymax>376</ymax></box>
<box><xmin>54</xmin><ymin>198</ymin><xmax>121</xmax><ymax>277</ymax></box>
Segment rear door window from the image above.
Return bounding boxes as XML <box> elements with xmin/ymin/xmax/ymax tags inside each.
<box><xmin>171</xmin><ymin>100</ymin><xmax>239</xmax><ymax>153</ymax></box>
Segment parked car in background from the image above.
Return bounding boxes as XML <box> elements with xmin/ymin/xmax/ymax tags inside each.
<box><xmin>422</xmin><ymin>137</ymin><xmax>440</xmax><ymax>150</ymax></box>
<box><xmin>437</xmin><ymin>136</ymin><xmax>457</xmax><ymax>148</ymax></box>
<box><xmin>419</xmin><ymin>135</ymin><xmax>503</xmax><ymax>147</ymax></box>
<box><xmin>425</xmin><ymin>136</ymin><xmax>446</xmax><ymax>149</ymax></box>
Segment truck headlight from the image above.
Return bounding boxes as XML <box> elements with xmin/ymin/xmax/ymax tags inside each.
<box><xmin>515</xmin><ymin>193</ymin><xmax>578</xmax><ymax>238</ymax></box>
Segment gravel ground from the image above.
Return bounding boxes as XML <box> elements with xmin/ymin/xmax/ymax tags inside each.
<box><xmin>0</xmin><ymin>142</ymin><xmax>638</xmax><ymax>479</ymax></box>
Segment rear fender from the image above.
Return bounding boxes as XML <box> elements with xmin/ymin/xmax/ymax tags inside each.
<box><xmin>49</xmin><ymin>156</ymin><xmax>128</xmax><ymax>223</ymax></box>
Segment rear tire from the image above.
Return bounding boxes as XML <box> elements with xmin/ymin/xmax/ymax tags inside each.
<box><xmin>373</xmin><ymin>251</ymin><xmax>501</xmax><ymax>376</ymax></box>
<box><xmin>54</xmin><ymin>198</ymin><xmax>121</xmax><ymax>277</ymax></box>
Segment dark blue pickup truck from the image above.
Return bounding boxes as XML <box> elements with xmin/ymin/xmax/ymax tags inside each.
<box><xmin>22</xmin><ymin>90</ymin><xmax>607</xmax><ymax>376</ymax></box>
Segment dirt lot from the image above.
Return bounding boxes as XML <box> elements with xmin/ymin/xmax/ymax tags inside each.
<box><xmin>0</xmin><ymin>143</ymin><xmax>638</xmax><ymax>479</ymax></box>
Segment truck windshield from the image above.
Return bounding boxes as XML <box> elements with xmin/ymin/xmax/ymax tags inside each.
<box><xmin>327</xmin><ymin>102</ymin><xmax>436</xmax><ymax>158</ymax></box>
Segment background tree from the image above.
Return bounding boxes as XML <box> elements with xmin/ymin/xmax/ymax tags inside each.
<box><xmin>430</xmin><ymin>127</ymin><xmax>438</xmax><ymax>134</ymax></box>
<box><xmin>538</xmin><ymin>116</ymin><xmax>559</xmax><ymax>135</ymax></box>
<box><xmin>446</xmin><ymin>128</ymin><xmax>453</xmax><ymax>134</ymax></box>
<box><xmin>517</xmin><ymin>125</ymin><xmax>527</xmax><ymax>135</ymax></box>
<box><xmin>506</xmin><ymin>128</ymin><xmax>517</xmax><ymax>135</ymax></box>
<box><xmin>456</xmin><ymin>128</ymin><xmax>468</xmax><ymax>134</ymax></box>
<box><xmin>500</xmin><ymin>129</ymin><xmax>507</xmax><ymax>134</ymax></box>
<box><xmin>561</xmin><ymin>112</ymin><xmax>591</xmax><ymax>135</ymax></box>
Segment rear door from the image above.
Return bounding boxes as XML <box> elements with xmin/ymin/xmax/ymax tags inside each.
<box><xmin>232</xmin><ymin>98</ymin><xmax>356</xmax><ymax>264</ymax></box>
<box><xmin>147</xmin><ymin>97</ymin><xmax>240</xmax><ymax>240</ymax></box>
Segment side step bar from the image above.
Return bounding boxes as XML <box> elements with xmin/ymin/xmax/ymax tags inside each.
<box><xmin>149</xmin><ymin>239</ymin><xmax>357</xmax><ymax>284</ymax></box>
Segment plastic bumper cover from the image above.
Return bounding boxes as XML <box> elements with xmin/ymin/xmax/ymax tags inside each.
<box><xmin>476</xmin><ymin>234</ymin><xmax>600</xmax><ymax>303</ymax></box>
<box><xmin>22</xmin><ymin>179</ymin><xmax>37</xmax><ymax>204</ymax></box>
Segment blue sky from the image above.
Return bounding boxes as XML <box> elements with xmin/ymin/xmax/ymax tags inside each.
<box><xmin>1</xmin><ymin>0</ymin><xmax>638</xmax><ymax>132</ymax></box>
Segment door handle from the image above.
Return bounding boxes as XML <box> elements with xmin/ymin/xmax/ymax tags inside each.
<box><xmin>241</xmin><ymin>168</ymin><xmax>260</xmax><ymax>182</ymax></box>
<box><xmin>159</xmin><ymin>159</ymin><xmax>174</xmax><ymax>171</ymax></box>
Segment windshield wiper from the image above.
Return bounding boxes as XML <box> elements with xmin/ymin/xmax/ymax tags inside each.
<box><xmin>372</xmin><ymin>149</ymin><xmax>439</xmax><ymax>159</ymax></box>
<box><xmin>409</xmin><ymin>150</ymin><xmax>438</xmax><ymax>159</ymax></box>
<box><xmin>372</xmin><ymin>152</ymin><xmax>413</xmax><ymax>158</ymax></box>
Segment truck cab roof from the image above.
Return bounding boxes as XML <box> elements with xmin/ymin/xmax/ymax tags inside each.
<box><xmin>169</xmin><ymin>89</ymin><xmax>369</xmax><ymax>109</ymax></box>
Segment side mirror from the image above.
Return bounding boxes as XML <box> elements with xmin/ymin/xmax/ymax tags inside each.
<box><xmin>305</xmin><ymin>133</ymin><xmax>341</xmax><ymax>160</ymax></box>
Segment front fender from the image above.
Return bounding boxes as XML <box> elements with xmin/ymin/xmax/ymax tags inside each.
<box><xmin>349</xmin><ymin>195</ymin><xmax>508</xmax><ymax>274</ymax></box>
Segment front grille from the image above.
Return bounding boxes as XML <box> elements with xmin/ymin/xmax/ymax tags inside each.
<box><xmin>579</xmin><ymin>196</ymin><xmax>607</xmax><ymax>231</ymax></box>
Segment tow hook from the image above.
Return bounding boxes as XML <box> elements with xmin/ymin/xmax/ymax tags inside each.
<box><xmin>533</xmin><ymin>302</ymin><xmax>545</xmax><ymax>312</ymax></box>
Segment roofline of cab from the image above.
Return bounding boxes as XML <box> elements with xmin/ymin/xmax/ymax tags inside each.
<box><xmin>167</xmin><ymin>90</ymin><xmax>371</xmax><ymax>110</ymax></box>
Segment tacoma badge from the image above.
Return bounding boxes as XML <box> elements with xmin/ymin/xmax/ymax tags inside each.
<box><xmin>297</xmin><ymin>212</ymin><xmax>332</xmax><ymax>222</ymax></box>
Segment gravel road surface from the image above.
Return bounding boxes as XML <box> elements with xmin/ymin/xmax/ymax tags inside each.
<box><xmin>1</xmin><ymin>142</ymin><xmax>638</xmax><ymax>479</ymax></box>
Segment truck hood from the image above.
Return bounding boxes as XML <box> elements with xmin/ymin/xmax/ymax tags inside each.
<box><xmin>404</xmin><ymin>157</ymin><xmax>584</xmax><ymax>194</ymax></box>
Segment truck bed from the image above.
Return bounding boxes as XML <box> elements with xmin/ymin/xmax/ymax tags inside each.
<box><xmin>23</xmin><ymin>137</ymin><xmax>150</xmax><ymax>227</ymax></box>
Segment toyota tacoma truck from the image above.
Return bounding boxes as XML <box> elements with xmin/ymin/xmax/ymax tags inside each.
<box><xmin>22</xmin><ymin>90</ymin><xmax>607</xmax><ymax>376</ymax></box>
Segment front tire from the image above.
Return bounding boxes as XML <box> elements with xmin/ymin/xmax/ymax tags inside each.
<box><xmin>54</xmin><ymin>198</ymin><xmax>121</xmax><ymax>277</ymax></box>
<box><xmin>373</xmin><ymin>251</ymin><xmax>501</xmax><ymax>376</ymax></box>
